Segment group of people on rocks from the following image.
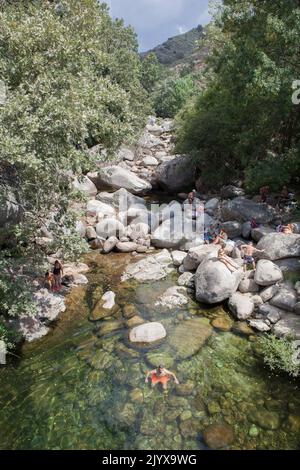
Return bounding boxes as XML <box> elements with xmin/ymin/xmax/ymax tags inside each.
<box><xmin>44</xmin><ymin>260</ymin><xmax>63</xmax><ymax>291</ymax></box>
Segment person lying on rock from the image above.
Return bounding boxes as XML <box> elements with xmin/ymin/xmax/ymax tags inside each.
<box><xmin>52</xmin><ymin>259</ymin><xmax>64</xmax><ymax>291</ymax></box>
<box><xmin>281</xmin><ymin>223</ymin><xmax>295</xmax><ymax>234</ymax></box>
<box><xmin>145</xmin><ymin>365</ymin><xmax>179</xmax><ymax>391</ymax></box>
<box><xmin>240</xmin><ymin>242</ymin><xmax>264</xmax><ymax>272</ymax></box>
<box><xmin>217</xmin><ymin>247</ymin><xmax>240</xmax><ymax>273</ymax></box>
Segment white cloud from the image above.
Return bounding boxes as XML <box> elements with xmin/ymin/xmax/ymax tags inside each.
<box><xmin>108</xmin><ymin>0</ymin><xmax>211</xmax><ymax>51</ymax></box>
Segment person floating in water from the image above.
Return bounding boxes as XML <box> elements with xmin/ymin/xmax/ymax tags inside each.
<box><xmin>145</xmin><ymin>365</ymin><xmax>179</xmax><ymax>391</ymax></box>
<box><xmin>52</xmin><ymin>259</ymin><xmax>63</xmax><ymax>291</ymax></box>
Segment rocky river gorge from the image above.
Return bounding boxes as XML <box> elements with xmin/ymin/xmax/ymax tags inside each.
<box><xmin>1</xmin><ymin>118</ymin><xmax>300</xmax><ymax>450</ymax></box>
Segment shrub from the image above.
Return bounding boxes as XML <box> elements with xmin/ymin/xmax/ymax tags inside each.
<box><xmin>257</xmin><ymin>334</ymin><xmax>300</xmax><ymax>378</ymax></box>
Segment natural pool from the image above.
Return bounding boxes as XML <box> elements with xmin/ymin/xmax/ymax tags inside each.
<box><xmin>0</xmin><ymin>251</ymin><xmax>300</xmax><ymax>450</ymax></box>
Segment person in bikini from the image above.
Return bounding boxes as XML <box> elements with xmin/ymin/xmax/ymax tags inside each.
<box><xmin>145</xmin><ymin>365</ymin><xmax>179</xmax><ymax>391</ymax></box>
<box><xmin>240</xmin><ymin>242</ymin><xmax>265</xmax><ymax>271</ymax></box>
<box><xmin>218</xmin><ymin>247</ymin><xmax>240</xmax><ymax>273</ymax></box>
<box><xmin>52</xmin><ymin>259</ymin><xmax>63</xmax><ymax>291</ymax></box>
<box><xmin>281</xmin><ymin>224</ymin><xmax>294</xmax><ymax>234</ymax></box>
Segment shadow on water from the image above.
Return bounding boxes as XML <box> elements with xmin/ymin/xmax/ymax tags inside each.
<box><xmin>0</xmin><ymin>251</ymin><xmax>300</xmax><ymax>450</ymax></box>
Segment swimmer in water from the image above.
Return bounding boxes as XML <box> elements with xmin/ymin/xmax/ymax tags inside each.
<box><xmin>145</xmin><ymin>365</ymin><xmax>179</xmax><ymax>391</ymax></box>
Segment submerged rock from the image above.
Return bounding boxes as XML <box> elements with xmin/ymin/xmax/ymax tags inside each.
<box><xmin>121</xmin><ymin>249</ymin><xmax>174</xmax><ymax>282</ymax></box>
<box><xmin>89</xmin><ymin>291</ymin><xmax>118</xmax><ymax>321</ymax></box>
<box><xmin>211</xmin><ymin>316</ymin><xmax>233</xmax><ymax>332</ymax></box>
<box><xmin>169</xmin><ymin>317</ymin><xmax>213</xmax><ymax>359</ymax></box>
<box><xmin>155</xmin><ymin>286</ymin><xmax>189</xmax><ymax>309</ymax></box>
<box><xmin>129</xmin><ymin>322</ymin><xmax>167</xmax><ymax>343</ymax></box>
<box><xmin>248</xmin><ymin>408</ymin><xmax>280</xmax><ymax>430</ymax></box>
<box><xmin>146</xmin><ymin>351</ymin><xmax>174</xmax><ymax>369</ymax></box>
<box><xmin>203</xmin><ymin>422</ymin><xmax>235</xmax><ymax>449</ymax></box>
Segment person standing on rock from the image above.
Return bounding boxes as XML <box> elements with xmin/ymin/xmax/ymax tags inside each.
<box><xmin>145</xmin><ymin>365</ymin><xmax>179</xmax><ymax>391</ymax></box>
<box><xmin>52</xmin><ymin>260</ymin><xmax>63</xmax><ymax>291</ymax></box>
<box><xmin>184</xmin><ymin>190</ymin><xmax>203</xmax><ymax>220</ymax></box>
<box><xmin>240</xmin><ymin>242</ymin><xmax>265</xmax><ymax>272</ymax></box>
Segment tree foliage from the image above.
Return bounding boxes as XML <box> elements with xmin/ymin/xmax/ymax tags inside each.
<box><xmin>176</xmin><ymin>0</ymin><xmax>300</xmax><ymax>190</ymax></box>
<box><xmin>154</xmin><ymin>74</ymin><xmax>199</xmax><ymax>118</ymax></box>
<box><xmin>0</xmin><ymin>0</ymin><xmax>149</xmax><ymax>329</ymax></box>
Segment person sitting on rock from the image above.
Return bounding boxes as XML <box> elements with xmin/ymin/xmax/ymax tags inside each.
<box><xmin>52</xmin><ymin>259</ymin><xmax>63</xmax><ymax>291</ymax></box>
<box><xmin>212</xmin><ymin>229</ymin><xmax>228</xmax><ymax>245</ymax></box>
<box><xmin>217</xmin><ymin>247</ymin><xmax>240</xmax><ymax>273</ymax></box>
<box><xmin>259</xmin><ymin>186</ymin><xmax>270</xmax><ymax>203</ymax></box>
<box><xmin>183</xmin><ymin>190</ymin><xmax>203</xmax><ymax>220</ymax></box>
<box><xmin>145</xmin><ymin>365</ymin><xmax>179</xmax><ymax>391</ymax></box>
<box><xmin>240</xmin><ymin>242</ymin><xmax>264</xmax><ymax>272</ymax></box>
<box><xmin>204</xmin><ymin>229</ymin><xmax>213</xmax><ymax>244</ymax></box>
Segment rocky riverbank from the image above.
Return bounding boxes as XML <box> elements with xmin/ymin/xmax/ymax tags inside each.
<box><xmin>70</xmin><ymin>117</ymin><xmax>300</xmax><ymax>346</ymax></box>
<box><xmin>6</xmin><ymin>117</ymin><xmax>300</xmax><ymax>358</ymax></box>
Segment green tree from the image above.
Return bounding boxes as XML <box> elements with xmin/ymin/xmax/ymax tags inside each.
<box><xmin>154</xmin><ymin>75</ymin><xmax>199</xmax><ymax>118</ymax></box>
<box><xmin>141</xmin><ymin>52</ymin><xmax>162</xmax><ymax>93</ymax></box>
<box><xmin>0</xmin><ymin>0</ymin><xmax>149</xmax><ymax>336</ymax></box>
<box><xmin>176</xmin><ymin>0</ymin><xmax>300</xmax><ymax>190</ymax></box>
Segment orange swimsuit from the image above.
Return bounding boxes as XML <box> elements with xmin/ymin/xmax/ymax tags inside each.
<box><xmin>150</xmin><ymin>372</ymin><xmax>171</xmax><ymax>385</ymax></box>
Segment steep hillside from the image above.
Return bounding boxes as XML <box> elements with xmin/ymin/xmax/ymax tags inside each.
<box><xmin>142</xmin><ymin>25</ymin><xmax>205</xmax><ymax>67</ymax></box>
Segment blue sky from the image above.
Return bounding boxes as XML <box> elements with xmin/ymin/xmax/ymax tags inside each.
<box><xmin>103</xmin><ymin>0</ymin><xmax>211</xmax><ymax>52</ymax></box>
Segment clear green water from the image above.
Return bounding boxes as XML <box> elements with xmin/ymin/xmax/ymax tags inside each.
<box><xmin>0</xmin><ymin>251</ymin><xmax>300</xmax><ymax>450</ymax></box>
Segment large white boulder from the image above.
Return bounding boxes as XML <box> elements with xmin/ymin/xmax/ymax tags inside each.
<box><xmin>254</xmin><ymin>259</ymin><xmax>284</xmax><ymax>286</ymax></box>
<box><xmin>122</xmin><ymin>249</ymin><xmax>174</xmax><ymax>282</ymax></box>
<box><xmin>171</xmin><ymin>250</ymin><xmax>187</xmax><ymax>267</ymax></box>
<box><xmin>86</xmin><ymin>200</ymin><xmax>115</xmax><ymax>217</ymax></box>
<box><xmin>97</xmin><ymin>166</ymin><xmax>152</xmax><ymax>194</ymax></box>
<box><xmin>205</xmin><ymin>198</ymin><xmax>219</xmax><ymax>215</ymax></box>
<box><xmin>183</xmin><ymin>245</ymin><xmax>219</xmax><ymax>271</ymax></box>
<box><xmin>221</xmin><ymin>221</ymin><xmax>243</xmax><ymax>239</ymax></box>
<box><xmin>129</xmin><ymin>322</ymin><xmax>166</xmax><ymax>343</ymax></box>
<box><xmin>73</xmin><ymin>176</ymin><xmax>97</xmax><ymax>196</ymax></box>
<box><xmin>221</xmin><ymin>197</ymin><xmax>276</xmax><ymax>223</ymax></box>
<box><xmin>151</xmin><ymin>219</ymin><xmax>185</xmax><ymax>248</ymax></box>
<box><xmin>251</xmin><ymin>225</ymin><xmax>275</xmax><ymax>242</ymax></box>
<box><xmin>257</xmin><ymin>233</ymin><xmax>300</xmax><ymax>260</ymax></box>
<box><xmin>270</xmin><ymin>284</ymin><xmax>297</xmax><ymax>312</ymax></box>
<box><xmin>155</xmin><ymin>286</ymin><xmax>189</xmax><ymax>309</ymax></box>
<box><xmin>195</xmin><ymin>258</ymin><xmax>243</xmax><ymax>304</ymax></box>
<box><xmin>228</xmin><ymin>292</ymin><xmax>255</xmax><ymax>320</ymax></box>
<box><xmin>96</xmin><ymin>218</ymin><xmax>125</xmax><ymax>239</ymax></box>
<box><xmin>154</xmin><ymin>155</ymin><xmax>196</xmax><ymax>193</ymax></box>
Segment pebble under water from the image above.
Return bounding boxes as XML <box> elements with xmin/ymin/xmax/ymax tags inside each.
<box><xmin>0</xmin><ymin>252</ymin><xmax>300</xmax><ymax>450</ymax></box>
